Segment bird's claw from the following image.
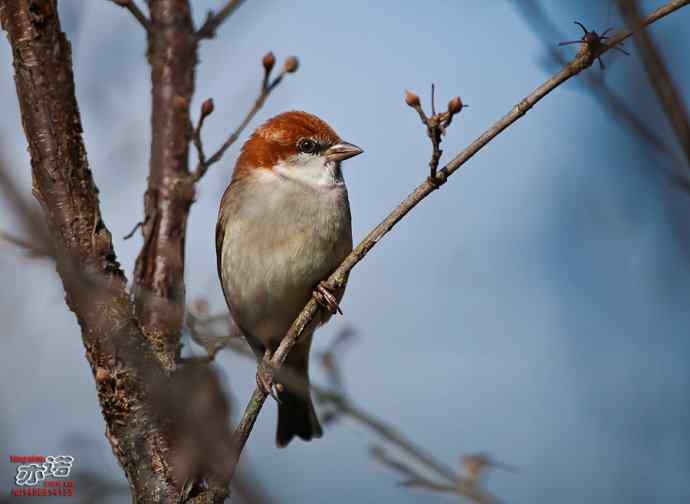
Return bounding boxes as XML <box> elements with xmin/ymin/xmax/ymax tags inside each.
<box><xmin>313</xmin><ymin>281</ymin><xmax>342</xmax><ymax>315</ymax></box>
<box><xmin>256</xmin><ymin>357</ymin><xmax>281</xmax><ymax>403</ymax></box>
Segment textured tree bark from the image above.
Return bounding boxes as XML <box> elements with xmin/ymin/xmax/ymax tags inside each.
<box><xmin>0</xmin><ymin>1</ymin><xmax>180</xmax><ymax>502</ymax></box>
<box><xmin>132</xmin><ymin>0</ymin><xmax>198</xmax><ymax>369</ymax></box>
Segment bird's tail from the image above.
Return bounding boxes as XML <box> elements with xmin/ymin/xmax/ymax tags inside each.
<box><xmin>276</xmin><ymin>365</ymin><xmax>322</xmax><ymax>447</ymax></box>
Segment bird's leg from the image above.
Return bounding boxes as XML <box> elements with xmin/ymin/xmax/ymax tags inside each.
<box><xmin>313</xmin><ymin>281</ymin><xmax>342</xmax><ymax>315</ymax></box>
<box><xmin>256</xmin><ymin>350</ymin><xmax>281</xmax><ymax>403</ymax></box>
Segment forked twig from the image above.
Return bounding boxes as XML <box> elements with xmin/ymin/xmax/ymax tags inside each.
<box><xmin>196</xmin><ymin>0</ymin><xmax>247</xmax><ymax>40</ymax></box>
<box><xmin>108</xmin><ymin>0</ymin><xmax>151</xmax><ymax>31</ymax></box>
<box><xmin>404</xmin><ymin>87</ymin><xmax>465</xmax><ymax>184</ymax></box>
<box><xmin>191</xmin><ymin>53</ymin><xmax>299</xmax><ymax>182</ymax></box>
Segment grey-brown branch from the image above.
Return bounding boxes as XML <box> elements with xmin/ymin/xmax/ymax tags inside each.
<box><xmin>228</xmin><ymin>0</ymin><xmax>690</xmax><ymax>484</ymax></box>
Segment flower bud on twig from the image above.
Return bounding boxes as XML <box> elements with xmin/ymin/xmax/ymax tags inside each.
<box><xmin>283</xmin><ymin>56</ymin><xmax>299</xmax><ymax>73</ymax></box>
<box><xmin>404</xmin><ymin>89</ymin><xmax>421</xmax><ymax>108</ymax></box>
<box><xmin>262</xmin><ymin>52</ymin><xmax>276</xmax><ymax>74</ymax></box>
<box><xmin>201</xmin><ymin>98</ymin><xmax>215</xmax><ymax>118</ymax></box>
<box><xmin>447</xmin><ymin>96</ymin><xmax>463</xmax><ymax>116</ymax></box>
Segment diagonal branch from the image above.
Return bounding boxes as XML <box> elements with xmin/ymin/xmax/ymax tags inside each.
<box><xmin>109</xmin><ymin>0</ymin><xmax>151</xmax><ymax>31</ymax></box>
<box><xmin>516</xmin><ymin>0</ymin><xmax>681</xmax><ymax>167</ymax></box>
<box><xmin>617</xmin><ymin>0</ymin><xmax>690</xmax><ymax>165</ymax></box>
<box><xmin>196</xmin><ymin>0</ymin><xmax>246</xmax><ymax>40</ymax></box>
<box><xmin>228</xmin><ymin>0</ymin><xmax>690</xmax><ymax>478</ymax></box>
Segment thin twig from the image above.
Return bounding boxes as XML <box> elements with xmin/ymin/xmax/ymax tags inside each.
<box><xmin>370</xmin><ymin>446</ymin><xmax>498</xmax><ymax>504</ymax></box>
<box><xmin>109</xmin><ymin>0</ymin><xmax>151</xmax><ymax>31</ymax></box>
<box><xmin>196</xmin><ymin>0</ymin><xmax>246</xmax><ymax>40</ymax></box>
<box><xmin>122</xmin><ymin>217</ymin><xmax>146</xmax><ymax>240</ymax></box>
<box><xmin>617</xmin><ymin>0</ymin><xmax>690</xmax><ymax>164</ymax></box>
<box><xmin>192</xmin><ymin>54</ymin><xmax>298</xmax><ymax>182</ymax></box>
<box><xmin>516</xmin><ymin>0</ymin><xmax>681</xmax><ymax>166</ymax></box>
<box><xmin>228</xmin><ymin>0</ymin><xmax>690</xmax><ymax>482</ymax></box>
<box><xmin>404</xmin><ymin>88</ymin><xmax>464</xmax><ymax>183</ymax></box>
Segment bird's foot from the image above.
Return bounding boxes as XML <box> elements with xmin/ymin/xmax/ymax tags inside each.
<box><xmin>256</xmin><ymin>352</ymin><xmax>281</xmax><ymax>403</ymax></box>
<box><xmin>313</xmin><ymin>281</ymin><xmax>342</xmax><ymax>315</ymax></box>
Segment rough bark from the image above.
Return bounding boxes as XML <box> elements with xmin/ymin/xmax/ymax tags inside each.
<box><xmin>0</xmin><ymin>1</ymin><xmax>180</xmax><ymax>501</ymax></box>
<box><xmin>132</xmin><ymin>0</ymin><xmax>198</xmax><ymax>369</ymax></box>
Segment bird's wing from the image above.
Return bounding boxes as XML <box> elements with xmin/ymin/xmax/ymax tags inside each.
<box><xmin>215</xmin><ymin>182</ymin><xmax>234</xmax><ymax>310</ymax></box>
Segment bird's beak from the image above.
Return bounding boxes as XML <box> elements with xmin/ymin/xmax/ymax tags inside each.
<box><xmin>326</xmin><ymin>142</ymin><xmax>363</xmax><ymax>163</ymax></box>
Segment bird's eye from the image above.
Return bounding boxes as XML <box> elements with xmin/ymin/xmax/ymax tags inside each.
<box><xmin>297</xmin><ymin>138</ymin><xmax>318</xmax><ymax>154</ymax></box>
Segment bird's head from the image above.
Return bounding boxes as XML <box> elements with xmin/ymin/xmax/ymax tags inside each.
<box><xmin>233</xmin><ymin>111</ymin><xmax>363</xmax><ymax>187</ymax></box>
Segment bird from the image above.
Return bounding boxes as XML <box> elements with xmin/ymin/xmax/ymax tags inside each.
<box><xmin>216</xmin><ymin>110</ymin><xmax>363</xmax><ymax>447</ymax></box>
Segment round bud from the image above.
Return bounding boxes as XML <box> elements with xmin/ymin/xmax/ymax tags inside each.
<box><xmin>447</xmin><ymin>96</ymin><xmax>463</xmax><ymax>115</ymax></box>
<box><xmin>262</xmin><ymin>52</ymin><xmax>276</xmax><ymax>73</ymax></box>
<box><xmin>404</xmin><ymin>89</ymin><xmax>420</xmax><ymax>108</ymax></box>
<box><xmin>283</xmin><ymin>56</ymin><xmax>299</xmax><ymax>73</ymax></box>
<box><xmin>201</xmin><ymin>98</ymin><xmax>214</xmax><ymax>117</ymax></box>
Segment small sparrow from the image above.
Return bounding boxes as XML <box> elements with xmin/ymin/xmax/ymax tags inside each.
<box><xmin>216</xmin><ymin>111</ymin><xmax>362</xmax><ymax>446</ymax></box>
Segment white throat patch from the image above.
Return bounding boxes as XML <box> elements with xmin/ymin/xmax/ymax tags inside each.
<box><xmin>273</xmin><ymin>153</ymin><xmax>344</xmax><ymax>188</ymax></box>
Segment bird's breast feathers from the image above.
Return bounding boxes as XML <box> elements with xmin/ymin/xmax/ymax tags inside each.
<box><xmin>217</xmin><ymin>169</ymin><xmax>352</xmax><ymax>342</ymax></box>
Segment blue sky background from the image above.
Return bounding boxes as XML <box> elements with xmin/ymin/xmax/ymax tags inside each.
<box><xmin>1</xmin><ymin>1</ymin><xmax>689</xmax><ymax>503</ymax></box>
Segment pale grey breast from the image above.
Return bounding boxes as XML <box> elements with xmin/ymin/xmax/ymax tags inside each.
<box><xmin>220</xmin><ymin>172</ymin><xmax>352</xmax><ymax>349</ymax></box>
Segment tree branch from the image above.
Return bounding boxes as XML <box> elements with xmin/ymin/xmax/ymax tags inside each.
<box><xmin>109</xmin><ymin>0</ymin><xmax>151</xmax><ymax>31</ymax></box>
<box><xmin>617</xmin><ymin>0</ymin><xmax>690</xmax><ymax>165</ymax></box>
<box><xmin>0</xmin><ymin>3</ymin><xmax>179</xmax><ymax>502</ymax></box>
<box><xmin>228</xmin><ymin>0</ymin><xmax>690</xmax><ymax>477</ymax></box>
<box><xmin>132</xmin><ymin>0</ymin><xmax>198</xmax><ymax>369</ymax></box>
<box><xmin>196</xmin><ymin>0</ymin><xmax>246</xmax><ymax>40</ymax></box>
<box><xmin>517</xmin><ymin>0</ymin><xmax>683</xmax><ymax>168</ymax></box>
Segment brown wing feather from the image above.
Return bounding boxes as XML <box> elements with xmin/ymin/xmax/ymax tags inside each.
<box><xmin>215</xmin><ymin>184</ymin><xmax>232</xmax><ymax>308</ymax></box>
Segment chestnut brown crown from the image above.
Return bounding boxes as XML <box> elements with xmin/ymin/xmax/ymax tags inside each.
<box><xmin>233</xmin><ymin>111</ymin><xmax>361</xmax><ymax>180</ymax></box>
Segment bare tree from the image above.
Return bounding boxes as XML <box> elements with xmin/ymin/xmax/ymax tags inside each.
<box><xmin>1</xmin><ymin>0</ymin><xmax>688</xmax><ymax>502</ymax></box>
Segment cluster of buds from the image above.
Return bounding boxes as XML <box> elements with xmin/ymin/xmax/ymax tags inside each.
<box><xmin>404</xmin><ymin>86</ymin><xmax>466</xmax><ymax>182</ymax></box>
<box><xmin>261</xmin><ymin>52</ymin><xmax>299</xmax><ymax>75</ymax></box>
<box><xmin>261</xmin><ymin>51</ymin><xmax>299</xmax><ymax>91</ymax></box>
<box><xmin>405</xmin><ymin>89</ymin><xmax>465</xmax><ymax>134</ymax></box>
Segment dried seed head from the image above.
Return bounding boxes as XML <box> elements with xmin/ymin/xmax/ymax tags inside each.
<box><xmin>283</xmin><ymin>56</ymin><xmax>299</xmax><ymax>73</ymax></box>
<box><xmin>404</xmin><ymin>89</ymin><xmax>420</xmax><ymax>108</ymax></box>
<box><xmin>447</xmin><ymin>96</ymin><xmax>463</xmax><ymax>115</ymax></box>
<box><xmin>201</xmin><ymin>98</ymin><xmax>214</xmax><ymax>117</ymax></box>
<box><xmin>262</xmin><ymin>51</ymin><xmax>276</xmax><ymax>73</ymax></box>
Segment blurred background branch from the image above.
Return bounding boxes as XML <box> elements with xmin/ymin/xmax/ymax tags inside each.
<box><xmin>616</xmin><ymin>0</ymin><xmax>690</xmax><ymax>164</ymax></box>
